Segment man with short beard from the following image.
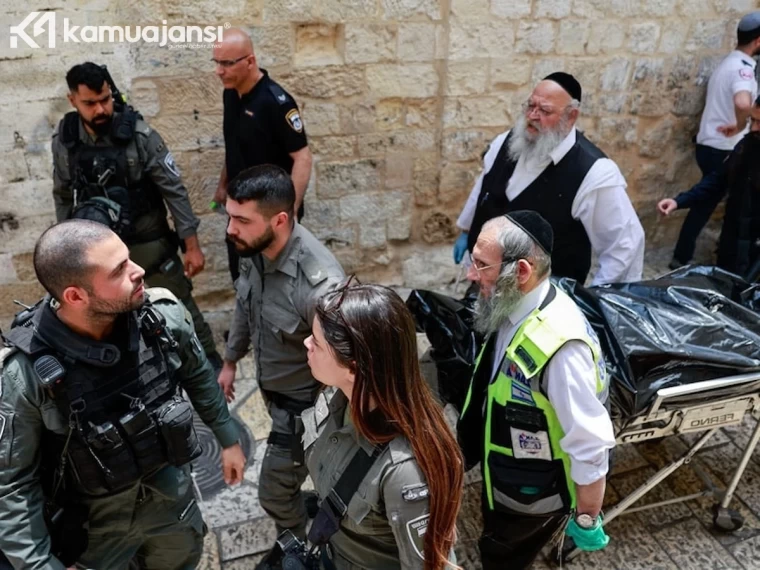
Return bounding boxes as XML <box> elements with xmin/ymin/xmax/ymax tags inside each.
<box><xmin>458</xmin><ymin>211</ymin><xmax>615</xmax><ymax>569</ymax></box>
<box><xmin>51</xmin><ymin>62</ymin><xmax>224</xmax><ymax>373</ymax></box>
<box><xmin>453</xmin><ymin>72</ymin><xmax>644</xmax><ymax>285</ymax></box>
<box><xmin>0</xmin><ymin>219</ymin><xmax>245</xmax><ymax>570</ymax></box>
<box><xmin>219</xmin><ymin>165</ymin><xmax>344</xmax><ymax>551</ymax></box>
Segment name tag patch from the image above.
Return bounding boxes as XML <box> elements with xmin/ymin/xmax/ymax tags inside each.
<box><xmin>511</xmin><ymin>427</ymin><xmax>552</xmax><ymax>461</ymax></box>
<box><xmin>402</xmin><ymin>484</ymin><xmax>429</xmax><ymax>502</ymax></box>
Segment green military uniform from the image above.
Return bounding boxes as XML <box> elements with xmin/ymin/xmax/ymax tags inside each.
<box><xmin>51</xmin><ymin>113</ymin><xmax>219</xmax><ymax>360</ymax></box>
<box><xmin>303</xmin><ymin>390</ymin><xmax>448</xmax><ymax>569</ymax></box>
<box><xmin>0</xmin><ymin>288</ymin><xmax>240</xmax><ymax>570</ymax></box>
<box><xmin>225</xmin><ymin>223</ymin><xmax>344</xmax><ymax>539</ymax></box>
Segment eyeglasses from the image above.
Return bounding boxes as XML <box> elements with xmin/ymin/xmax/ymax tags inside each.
<box><xmin>211</xmin><ymin>54</ymin><xmax>251</xmax><ymax>68</ymax></box>
<box><xmin>468</xmin><ymin>252</ymin><xmax>520</xmax><ymax>274</ymax></box>
<box><xmin>522</xmin><ymin>101</ymin><xmax>566</xmax><ymax>118</ymax></box>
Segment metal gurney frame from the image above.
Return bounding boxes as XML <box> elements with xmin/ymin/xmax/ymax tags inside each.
<box><xmin>565</xmin><ymin>370</ymin><xmax>760</xmax><ymax>561</ymax></box>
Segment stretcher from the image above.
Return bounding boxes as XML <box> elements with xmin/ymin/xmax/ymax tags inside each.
<box><xmin>562</xmin><ymin>369</ymin><xmax>760</xmax><ymax>562</ymax></box>
<box><xmin>406</xmin><ymin>267</ymin><xmax>760</xmax><ymax>563</ymax></box>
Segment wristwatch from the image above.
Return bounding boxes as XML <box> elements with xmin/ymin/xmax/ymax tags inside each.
<box><xmin>575</xmin><ymin>513</ymin><xmax>597</xmax><ymax>529</ymax></box>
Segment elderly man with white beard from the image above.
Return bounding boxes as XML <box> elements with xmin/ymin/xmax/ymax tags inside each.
<box><xmin>457</xmin><ymin>211</ymin><xmax>616</xmax><ymax>569</ymax></box>
<box><xmin>453</xmin><ymin>72</ymin><xmax>645</xmax><ymax>285</ymax></box>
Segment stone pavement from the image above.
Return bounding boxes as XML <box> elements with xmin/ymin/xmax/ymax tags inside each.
<box><xmin>194</xmin><ymin>249</ymin><xmax>760</xmax><ymax>569</ymax></box>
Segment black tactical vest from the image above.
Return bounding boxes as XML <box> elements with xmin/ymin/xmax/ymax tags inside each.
<box><xmin>61</xmin><ymin>111</ymin><xmax>164</xmax><ymax>243</ymax></box>
<box><xmin>4</xmin><ymin>296</ymin><xmax>201</xmax><ymax>496</ymax></box>
<box><xmin>467</xmin><ymin>131</ymin><xmax>605</xmax><ymax>283</ymax></box>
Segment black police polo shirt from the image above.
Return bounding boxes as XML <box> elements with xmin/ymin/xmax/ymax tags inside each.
<box><xmin>222</xmin><ymin>69</ymin><xmax>308</xmax><ymax>182</ymax></box>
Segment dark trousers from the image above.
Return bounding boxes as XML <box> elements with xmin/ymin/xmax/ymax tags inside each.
<box><xmin>479</xmin><ymin>509</ymin><xmax>566</xmax><ymax>570</ymax></box>
<box><xmin>672</xmin><ymin>145</ymin><xmax>732</xmax><ymax>264</ymax></box>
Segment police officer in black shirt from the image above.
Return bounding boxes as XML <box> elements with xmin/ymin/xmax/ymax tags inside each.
<box><xmin>212</xmin><ymin>28</ymin><xmax>313</xmax><ymax>282</ymax></box>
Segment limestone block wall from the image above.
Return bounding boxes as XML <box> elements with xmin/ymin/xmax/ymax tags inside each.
<box><xmin>1</xmin><ymin>0</ymin><xmax>758</xmax><ymax>323</ymax></box>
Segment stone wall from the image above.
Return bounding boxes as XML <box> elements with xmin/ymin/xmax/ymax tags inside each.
<box><xmin>1</xmin><ymin>0</ymin><xmax>759</xmax><ymax>324</ymax></box>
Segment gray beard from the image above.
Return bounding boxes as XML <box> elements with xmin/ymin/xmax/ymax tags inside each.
<box><xmin>473</xmin><ymin>269</ymin><xmax>525</xmax><ymax>335</ymax></box>
<box><xmin>508</xmin><ymin>113</ymin><xmax>569</xmax><ymax>165</ymax></box>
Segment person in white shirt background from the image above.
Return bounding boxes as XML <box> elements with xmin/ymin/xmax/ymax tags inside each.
<box><xmin>657</xmin><ymin>11</ymin><xmax>760</xmax><ymax>269</ymax></box>
<box><xmin>453</xmin><ymin>72</ymin><xmax>645</xmax><ymax>287</ymax></box>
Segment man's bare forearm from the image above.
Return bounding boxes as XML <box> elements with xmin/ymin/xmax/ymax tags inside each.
<box><xmin>575</xmin><ymin>477</ymin><xmax>606</xmax><ymax>517</ymax></box>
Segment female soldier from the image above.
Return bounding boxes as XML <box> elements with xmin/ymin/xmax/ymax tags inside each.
<box><xmin>302</xmin><ymin>280</ymin><xmax>464</xmax><ymax>570</ymax></box>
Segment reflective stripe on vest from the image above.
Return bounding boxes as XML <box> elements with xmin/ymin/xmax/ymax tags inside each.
<box><xmin>465</xmin><ymin>287</ymin><xmax>608</xmax><ymax>514</ymax></box>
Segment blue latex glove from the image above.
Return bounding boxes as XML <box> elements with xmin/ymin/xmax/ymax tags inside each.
<box><xmin>453</xmin><ymin>232</ymin><xmax>468</xmax><ymax>264</ymax></box>
<box><xmin>565</xmin><ymin>515</ymin><xmax>609</xmax><ymax>552</ymax></box>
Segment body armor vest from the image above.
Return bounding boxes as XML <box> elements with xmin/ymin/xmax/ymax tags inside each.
<box><xmin>61</xmin><ymin>111</ymin><xmax>163</xmax><ymax>242</ymax></box>
<box><xmin>3</xmin><ymin>296</ymin><xmax>201</xmax><ymax>496</ymax></box>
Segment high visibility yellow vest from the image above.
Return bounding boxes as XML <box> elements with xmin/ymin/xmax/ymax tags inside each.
<box><xmin>460</xmin><ymin>286</ymin><xmax>608</xmax><ymax>514</ymax></box>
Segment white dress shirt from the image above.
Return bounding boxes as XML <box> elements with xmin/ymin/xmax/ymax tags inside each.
<box><xmin>491</xmin><ymin>280</ymin><xmax>616</xmax><ymax>485</ymax></box>
<box><xmin>457</xmin><ymin>128</ymin><xmax>645</xmax><ymax>286</ymax></box>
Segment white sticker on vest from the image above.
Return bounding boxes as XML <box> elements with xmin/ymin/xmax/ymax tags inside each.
<box><xmin>510</xmin><ymin>427</ymin><xmax>552</xmax><ymax>461</ymax></box>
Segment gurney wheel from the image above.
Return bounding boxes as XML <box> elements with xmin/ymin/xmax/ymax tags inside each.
<box><xmin>712</xmin><ymin>505</ymin><xmax>744</xmax><ymax>532</ymax></box>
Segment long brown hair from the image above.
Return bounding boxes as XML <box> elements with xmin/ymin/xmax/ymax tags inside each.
<box><xmin>316</xmin><ymin>282</ymin><xmax>464</xmax><ymax>570</ymax></box>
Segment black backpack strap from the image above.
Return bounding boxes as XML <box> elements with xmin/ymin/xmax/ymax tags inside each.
<box><xmin>307</xmin><ymin>444</ymin><xmax>386</xmax><ymax>546</ymax></box>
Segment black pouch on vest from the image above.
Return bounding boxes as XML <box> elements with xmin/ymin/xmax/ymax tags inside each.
<box><xmin>155</xmin><ymin>397</ymin><xmax>202</xmax><ymax>466</ymax></box>
<box><xmin>84</xmin><ymin>421</ymin><xmax>140</xmax><ymax>491</ymax></box>
<box><xmin>120</xmin><ymin>402</ymin><xmax>166</xmax><ymax>473</ymax></box>
<box><xmin>67</xmin><ymin>437</ymin><xmax>110</xmax><ymax>494</ymax></box>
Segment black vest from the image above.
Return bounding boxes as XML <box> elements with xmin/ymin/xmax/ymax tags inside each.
<box><xmin>61</xmin><ymin>111</ymin><xmax>165</xmax><ymax>243</ymax></box>
<box><xmin>467</xmin><ymin>131</ymin><xmax>605</xmax><ymax>282</ymax></box>
<box><xmin>4</xmin><ymin>298</ymin><xmax>199</xmax><ymax>496</ymax></box>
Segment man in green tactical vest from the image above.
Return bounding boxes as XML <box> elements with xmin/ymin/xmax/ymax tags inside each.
<box><xmin>457</xmin><ymin>211</ymin><xmax>615</xmax><ymax>569</ymax></box>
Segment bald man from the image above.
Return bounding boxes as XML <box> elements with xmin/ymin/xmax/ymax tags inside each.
<box><xmin>454</xmin><ymin>73</ymin><xmax>645</xmax><ymax>285</ymax></box>
<box><xmin>212</xmin><ymin>28</ymin><xmax>312</xmax><ymax>282</ymax></box>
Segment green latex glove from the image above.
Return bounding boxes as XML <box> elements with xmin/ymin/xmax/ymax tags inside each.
<box><xmin>565</xmin><ymin>515</ymin><xmax>610</xmax><ymax>552</ymax></box>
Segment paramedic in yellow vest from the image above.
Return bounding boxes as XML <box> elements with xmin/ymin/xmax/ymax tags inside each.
<box><xmin>457</xmin><ymin>211</ymin><xmax>615</xmax><ymax>569</ymax></box>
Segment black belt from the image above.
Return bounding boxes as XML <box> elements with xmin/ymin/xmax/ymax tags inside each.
<box><xmin>262</xmin><ymin>389</ymin><xmax>315</xmax><ymax>415</ymax></box>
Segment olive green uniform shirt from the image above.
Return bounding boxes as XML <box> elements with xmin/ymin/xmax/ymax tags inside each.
<box><xmin>303</xmin><ymin>390</ymin><xmax>433</xmax><ymax>569</ymax></box>
<box><xmin>224</xmin><ymin>223</ymin><xmax>345</xmax><ymax>401</ymax></box>
<box><xmin>0</xmin><ymin>288</ymin><xmax>239</xmax><ymax>570</ymax></box>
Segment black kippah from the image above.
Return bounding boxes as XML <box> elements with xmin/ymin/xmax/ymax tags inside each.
<box><xmin>543</xmin><ymin>72</ymin><xmax>582</xmax><ymax>102</ymax></box>
<box><xmin>505</xmin><ymin>210</ymin><xmax>554</xmax><ymax>256</ymax></box>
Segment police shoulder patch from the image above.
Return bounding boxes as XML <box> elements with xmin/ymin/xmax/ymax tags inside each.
<box><xmin>286</xmin><ymin>109</ymin><xmax>303</xmax><ymax>133</ymax></box>
<box><xmin>405</xmin><ymin>514</ymin><xmax>429</xmax><ymax>560</ymax></box>
<box><xmin>163</xmin><ymin>151</ymin><xmax>180</xmax><ymax>178</ymax></box>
